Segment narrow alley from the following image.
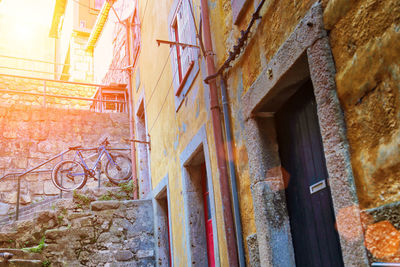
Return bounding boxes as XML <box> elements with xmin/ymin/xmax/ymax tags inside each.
<box><xmin>0</xmin><ymin>0</ymin><xmax>399</xmax><ymax>266</ymax></box>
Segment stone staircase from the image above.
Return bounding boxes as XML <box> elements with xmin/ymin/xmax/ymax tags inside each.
<box><xmin>0</xmin><ymin>184</ymin><xmax>133</xmax><ymax>226</ymax></box>
<box><xmin>0</xmin><ymin>186</ymin><xmax>155</xmax><ymax>266</ymax></box>
<box><xmin>0</xmin><ymin>249</ymin><xmax>43</xmax><ymax>266</ymax></box>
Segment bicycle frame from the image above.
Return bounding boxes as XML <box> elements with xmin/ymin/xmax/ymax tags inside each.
<box><xmin>73</xmin><ymin>145</ymin><xmax>117</xmax><ymax>176</ymax></box>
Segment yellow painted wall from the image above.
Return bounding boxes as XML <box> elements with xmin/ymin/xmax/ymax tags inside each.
<box><xmin>206</xmin><ymin>0</ymin><xmax>316</xmax><ymax>264</ymax></box>
<box><xmin>323</xmin><ymin>0</ymin><xmax>400</xmax><ymax>209</ymax></box>
<box><xmin>133</xmin><ymin>0</ymin><xmax>231</xmax><ymax>265</ymax></box>
<box><xmin>133</xmin><ymin>0</ymin><xmax>318</xmax><ymax>265</ymax></box>
<box><xmin>196</xmin><ymin>0</ymin><xmax>400</xmax><ymax>262</ymax></box>
<box><xmin>207</xmin><ymin>0</ymin><xmax>400</xmax><ymax>260</ymax></box>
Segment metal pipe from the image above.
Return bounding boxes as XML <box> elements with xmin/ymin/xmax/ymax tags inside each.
<box><xmin>124</xmin><ymin>19</ymin><xmax>138</xmax><ymax>199</ymax></box>
<box><xmin>15</xmin><ymin>175</ymin><xmax>21</xmax><ymax>221</ymax></box>
<box><xmin>200</xmin><ymin>0</ymin><xmax>239</xmax><ymax>265</ymax></box>
<box><xmin>220</xmin><ymin>77</ymin><xmax>245</xmax><ymax>267</ymax></box>
<box><xmin>43</xmin><ymin>81</ymin><xmax>47</xmax><ymax>107</ymax></box>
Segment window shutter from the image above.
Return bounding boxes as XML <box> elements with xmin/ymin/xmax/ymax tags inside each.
<box><xmin>177</xmin><ymin>0</ymin><xmax>197</xmax><ymax>75</ymax></box>
<box><xmin>177</xmin><ymin>2</ymin><xmax>188</xmax><ymax>74</ymax></box>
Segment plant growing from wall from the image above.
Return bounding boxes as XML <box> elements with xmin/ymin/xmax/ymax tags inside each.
<box><xmin>22</xmin><ymin>236</ymin><xmax>45</xmax><ymax>253</ymax></box>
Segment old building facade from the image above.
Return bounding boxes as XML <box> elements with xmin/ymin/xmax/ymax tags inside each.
<box><xmin>87</xmin><ymin>0</ymin><xmax>400</xmax><ymax>266</ymax></box>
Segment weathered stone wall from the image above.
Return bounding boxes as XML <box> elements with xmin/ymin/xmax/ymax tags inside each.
<box><xmin>0</xmin><ymin>104</ymin><xmax>129</xmax><ymax>215</ymax></box>
<box><xmin>99</xmin><ymin>0</ymin><xmax>132</xmax><ymax>86</ymax></box>
<box><xmin>207</xmin><ymin>0</ymin><xmax>399</xmax><ymax>264</ymax></box>
<box><xmin>0</xmin><ymin>199</ymin><xmax>155</xmax><ymax>267</ymax></box>
<box><xmin>323</xmin><ymin>0</ymin><xmax>400</xmax><ymax>209</ymax></box>
<box><xmin>0</xmin><ymin>75</ymin><xmax>97</xmax><ymax>109</ymax></box>
<box><xmin>45</xmin><ymin>200</ymin><xmax>155</xmax><ymax>267</ymax></box>
<box><xmin>69</xmin><ymin>34</ymin><xmax>94</xmax><ymax>82</ymax></box>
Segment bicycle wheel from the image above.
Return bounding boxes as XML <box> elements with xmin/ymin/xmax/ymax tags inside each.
<box><xmin>105</xmin><ymin>154</ymin><xmax>132</xmax><ymax>184</ymax></box>
<box><xmin>51</xmin><ymin>160</ymin><xmax>87</xmax><ymax>191</ymax></box>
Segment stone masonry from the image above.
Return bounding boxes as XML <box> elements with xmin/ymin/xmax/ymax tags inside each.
<box><xmin>0</xmin><ymin>198</ymin><xmax>155</xmax><ymax>266</ymax></box>
<box><xmin>0</xmin><ymin>104</ymin><xmax>129</xmax><ymax>216</ymax></box>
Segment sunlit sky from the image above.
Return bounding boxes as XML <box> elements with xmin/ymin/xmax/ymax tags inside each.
<box><xmin>0</xmin><ymin>0</ymin><xmax>53</xmax><ymax>39</ymax></box>
<box><xmin>0</xmin><ymin>0</ymin><xmax>55</xmax><ymax>77</ymax></box>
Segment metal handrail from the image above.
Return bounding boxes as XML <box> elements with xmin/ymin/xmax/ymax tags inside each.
<box><xmin>0</xmin><ymin>146</ymin><xmax>131</xmax><ymax>221</ymax></box>
<box><xmin>15</xmin><ymin>149</ymin><xmax>70</xmax><ymax>220</ymax></box>
<box><xmin>0</xmin><ymin>73</ymin><xmax>128</xmax><ymax>112</ymax></box>
<box><xmin>0</xmin><ymin>89</ymin><xmax>126</xmax><ymax>104</ymax></box>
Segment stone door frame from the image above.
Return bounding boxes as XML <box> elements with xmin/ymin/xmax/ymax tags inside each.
<box><xmin>241</xmin><ymin>3</ymin><xmax>368</xmax><ymax>266</ymax></box>
<box><xmin>179</xmin><ymin>125</ymin><xmax>220</xmax><ymax>267</ymax></box>
<box><xmin>152</xmin><ymin>174</ymin><xmax>174</xmax><ymax>267</ymax></box>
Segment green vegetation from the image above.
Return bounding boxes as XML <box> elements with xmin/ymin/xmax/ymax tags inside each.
<box><xmin>118</xmin><ymin>180</ymin><xmax>135</xmax><ymax>194</ymax></box>
<box><xmin>98</xmin><ymin>192</ymin><xmax>113</xmax><ymax>201</ymax></box>
<box><xmin>61</xmin><ymin>207</ymin><xmax>68</xmax><ymax>216</ymax></box>
<box><xmin>57</xmin><ymin>215</ymin><xmax>64</xmax><ymax>225</ymax></box>
<box><xmin>22</xmin><ymin>237</ymin><xmax>45</xmax><ymax>253</ymax></box>
<box><xmin>73</xmin><ymin>190</ymin><xmax>91</xmax><ymax>205</ymax></box>
<box><xmin>42</xmin><ymin>259</ymin><xmax>51</xmax><ymax>267</ymax></box>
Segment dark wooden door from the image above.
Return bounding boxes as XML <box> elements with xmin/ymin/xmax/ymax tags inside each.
<box><xmin>275</xmin><ymin>80</ymin><xmax>344</xmax><ymax>266</ymax></box>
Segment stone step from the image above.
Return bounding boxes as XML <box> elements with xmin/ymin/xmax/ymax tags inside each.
<box><xmin>0</xmin><ymin>185</ymin><xmax>132</xmax><ymax>228</ymax></box>
<box><xmin>0</xmin><ymin>248</ymin><xmax>43</xmax><ymax>260</ymax></box>
<box><xmin>0</xmin><ymin>195</ymin><xmax>63</xmax><ymax>226</ymax></box>
<box><xmin>0</xmin><ymin>259</ymin><xmax>42</xmax><ymax>267</ymax></box>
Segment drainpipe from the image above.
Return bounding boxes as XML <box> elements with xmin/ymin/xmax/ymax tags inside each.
<box><xmin>200</xmin><ymin>0</ymin><xmax>239</xmax><ymax>266</ymax></box>
<box><xmin>124</xmin><ymin>19</ymin><xmax>138</xmax><ymax>199</ymax></box>
<box><xmin>220</xmin><ymin>77</ymin><xmax>245</xmax><ymax>267</ymax></box>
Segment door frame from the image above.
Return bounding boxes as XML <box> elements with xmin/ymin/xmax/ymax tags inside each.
<box><xmin>152</xmin><ymin>174</ymin><xmax>173</xmax><ymax>267</ymax></box>
<box><xmin>179</xmin><ymin>125</ymin><xmax>220</xmax><ymax>267</ymax></box>
<box><xmin>241</xmin><ymin>2</ymin><xmax>368</xmax><ymax>266</ymax></box>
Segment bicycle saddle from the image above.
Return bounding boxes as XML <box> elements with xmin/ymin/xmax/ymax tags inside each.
<box><xmin>69</xmin><ymin>145</ymin><xmax>82</xmax><ymax>150</ymax></box>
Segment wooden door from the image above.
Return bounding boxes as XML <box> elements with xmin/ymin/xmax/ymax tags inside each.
<box><xmin>275</xmin><ymin>80</ymin><xmax>344</xmax><ymax>266</ymax></box>
<box><xmin>202</xmin><ymin>163</ymin><xmax>215</xmax><ymax>267</ymax></box>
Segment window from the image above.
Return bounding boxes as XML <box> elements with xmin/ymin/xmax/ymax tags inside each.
<box><xmin>94</xmin><ymin>0</ymin><xmax>105</xmax><ymax>10</ymax></box>
<box><xmin>90</xmin><ymin>0</ymin><xmax>106</xmax><ymax>12</ymax></box>
<box><xmin>169</xmin><ymin>0</ymin><xmax>199</xmax><ymax>111</ymax></box>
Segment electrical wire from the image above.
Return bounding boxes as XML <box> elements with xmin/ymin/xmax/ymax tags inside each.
<box><xmin>145</xmin><ymin>48</ymin><xmax>172</xmax><ymax>110</ymax></box>
<box><xmin>204</xmin><ymin>0</ymin><xmax>266</xmax><ymax>83</ymax></box>
<box><xmin>140</xmin><ymin>0</ymin><xmax>149</xmax><ymax>23</ymax></box>
<box><xmin>0</xmin><ymin>66</ymin><xmax>63</xmax><ymax>76</ymax></box>
<box><xmin>0</xmin><ymin>54</ymin><xmax>70</xmax><ymax>66</ymax></box>
<box><xmin>148</xmin><ymin>66</ymin><xmax>178</xmax><ymax>133</ymax></box>
<box><xmin>70</xmin><ymin>0</ymin><xmax>174</xmax><ymax>133</ymax></box>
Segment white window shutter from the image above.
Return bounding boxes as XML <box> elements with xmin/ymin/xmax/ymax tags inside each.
<box><xmin>177</xmin><ymin>2</ymin><xmax>189</xmax><ymax>75</ymax></box>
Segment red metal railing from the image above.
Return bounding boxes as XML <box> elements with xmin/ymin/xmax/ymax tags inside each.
<box><xmin>0</xmin><ymin>73</ymin><xmax>127</xmax><ymax>112</ymax></box>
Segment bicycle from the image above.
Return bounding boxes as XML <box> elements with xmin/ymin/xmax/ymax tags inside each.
<box><xmin>51</xmin><ymin>138</ymin><xmax>132</xmax><ymax>192</ymax></box>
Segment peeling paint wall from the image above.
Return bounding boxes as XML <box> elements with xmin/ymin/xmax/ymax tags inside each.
<box><xmin>207</xmin><ymin>0</ymin><xmax>400</xmax><ymax>264</ymax></box>
<box><xmin>324</xmin><ymin>0</ymin><xmax>400</xmax><ymax>209</ymax></box>
<box><xmin>132</xmin><ymin>0</ymin><xmax>231</xmax><ymax>264</ymax></box>
<box><xmin>207</xmin><ymin>0</ymin><xmax>316</xmax><ymax>264</ymax></box>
